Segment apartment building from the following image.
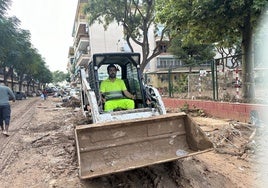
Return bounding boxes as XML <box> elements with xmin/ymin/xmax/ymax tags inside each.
<box><xmin>69</xmin><ymin>1</ymin><xmax>170</xmax><ymax>69</ymax></box>
<box><xmin>69</xmin><ymin>0</ymin><xmax>130</xmax><ymax>74</ymax></box>
<box><xmin>68</xmin><ymin>0</ymin><xmax>181</xmax><ymax>90</ymax></box>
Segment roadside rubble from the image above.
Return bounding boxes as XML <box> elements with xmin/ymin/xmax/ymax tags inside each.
<box><xmin>0</xmin><ymin>97</ymin><xmax>256</xmax><ymax>187</ymax></box>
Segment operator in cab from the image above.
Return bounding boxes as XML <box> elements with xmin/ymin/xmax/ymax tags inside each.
<box><xmin>100</xmin><ymin>64</ymin><xmax>135</xmax><ymax>112</ymax></box>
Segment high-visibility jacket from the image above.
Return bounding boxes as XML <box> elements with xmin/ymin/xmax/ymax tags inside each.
<box><xmin>100</xmin><ymin>78</ymin><xmax>134</xmax><ymax>111</ymax></box>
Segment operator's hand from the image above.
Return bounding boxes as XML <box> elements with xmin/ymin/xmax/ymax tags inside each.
<box><xmin>123</xmin><ymin>90</ymin><xmax>135</xmax><ymax>100</ymax></box>
<box><xmin>129</xmin><ymin>94</ymin><xmax>136</xmax><ymax>100</ymax></box>
<box><xmin>101</xmin><ymin>94</ymin><xmax>106</xmax><ymax>103</ymax></box>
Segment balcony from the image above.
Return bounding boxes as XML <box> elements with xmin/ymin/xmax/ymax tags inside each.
<box><xmin>74</xmin><ymin>23</ymin><xmax>90</xmax><ymax>62</ymax></box>
<box><xmin>68</xmin><ymin>47</ymin><xmax>74</xmax><ymax>57</ymax></box>
<box><xmin>75</xmin><ymin>50</ymin><xmax>90</xmax><ymax>68</ymax></box>
<box><xmin>74</xmin><ymin>23</ymin><xmax>89</xmax><ymax>46</ymax></box>
<box><xmin>76</xmin><ymin>36</ymin><xmax>89</xmax><ymax>52</ymax></box>
<box><xmin>72</xmin><ymin>20</ymin><xmax>90</xmax><ymax>69</ymax></box>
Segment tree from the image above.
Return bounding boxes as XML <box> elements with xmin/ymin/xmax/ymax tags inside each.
<box><xmin>12</xmin><ymin>29</ymin><xmax>34</xmax><ymax>91</ymax></box>
<box><xmin>23</xmin><ymin>48</ymin><xmax>45</xmax><ymax>93</ymax></box>
<box><xmin>34</xmin><ymin>59</ymin><xmax>53</xmax><ymax>89</ymax></box>
<box><xmin>0</xmin><ymin>0</ymin><xmax>52</xmax><ymax>91</ymax></box>
<box><xmin>84</xmin><ymin>0</ymin><xmax>169</xmax><ymax>72</ymax></box>
<box><xmin>0</xmin><ymin>16</ymin><xmax>21</xmax><ymax>86</ymax></box>
<box><xmin>168</xmin><ymin>35</ymin><xmax>215</xmax><ymax>72</ymax></box>
<box><xmin>0</xmin><ymin>0</ymin><xmax>18</xmax><ymax>61</ymax></box>
<box><xmin>52</xmin><ymin>71</ymin><xmax>68</xmax><ymax>84</ymax></box>
<box><xmin>0</xmin><ymin>0</ymin><xmax>10</xmax><ymax>17</ymax></box>
<box><xmin>156</xmin><ymin>0</ymin><xmax>268</xmax><ymax>101</ymax></box>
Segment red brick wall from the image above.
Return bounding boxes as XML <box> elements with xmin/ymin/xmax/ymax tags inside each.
<box><xmin>163</xmin><ymin>98</ymin><xmax>268</xmax><ymax>123</ymax></box>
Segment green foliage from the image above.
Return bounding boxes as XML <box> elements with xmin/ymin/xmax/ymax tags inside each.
<box><xmin>38</xmin><ymin>68</ymin><xmax>53</xmax><ymax>84</ymax></box>
<box><xmin>156</xmin><ymin>0</ymin><xmax>268</xmax><ymax>100</ymax></box>
<box><xmin>0</xmin><ymin>1</ymin><xmax>52</xmax><ymax>86</ymax></box>
<box><xmin>180</xmin><ymin>102</ymin><xmax>189</xmax><ymax>113</ymax></box>
<box><xmin>52</xmin><ymin>71</ymin><xmax>68</xmax><ymax>84</ymax></box>
<box><xmin>156</xmin><ymin>0</ymin><xmax>267</xmax><ymax>47</ymax></box>
<box><xmin>84</xmin><ymin>0</ymin><xmax>169</xmax><ymax>71</ymax></box>
<box><xmin>168</xmin><ymin>35</ymin><xmax>216</xmax><ymax>66</ymax></box>
<box><xmin>84</xmin><ymin>0</ymin><xmax>153</xmax><ymax>43</ymax></box>
<box><xmin>171</xmin><ymin>73</ymin><xmax>188</xmax><ymax>93</ymax></box>
<box><xmin>0</xmin><ymin>0</ymin><xmax>10</xmax><ymax>17</ymax></box>
<box><xmin>65</xmin><ymin>72</ymin><xmax>71</xmax><ymax>83</ymax></box>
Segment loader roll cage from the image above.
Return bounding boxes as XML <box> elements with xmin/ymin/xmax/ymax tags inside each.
<box><xmin>87</xmin><ymin>53</ymin><xmax>147</xmax><ymax>111</ymax></box>
<box><xmin>78</xmin><ymin>52</ymin><xmax>167</xmax><ymax>122</ymax></box>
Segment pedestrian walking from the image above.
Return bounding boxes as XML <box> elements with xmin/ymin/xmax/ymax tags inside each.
<box><xmin>42</xmin><ymin>89</ymin><xmax>47</xmax><ymax>100</ymax></box>
<box><xmin>0</xmin><ymin>83</ymin><xmax>16</xmax><ymax>136</ymax></box>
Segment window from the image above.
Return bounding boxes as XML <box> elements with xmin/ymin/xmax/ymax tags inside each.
<box><xmin>157</xmin><ymin>57</ymin><xmax>181</xmax><ymax>68</ymax></box>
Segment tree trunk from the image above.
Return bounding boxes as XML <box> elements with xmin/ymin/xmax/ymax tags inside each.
<box><xmin>27</xmin><ymin>81</ymin><xmax>30</xmax><ymax>93</ymax></box>
<box><xmin>241</xmin><ymin>5</ymin><xmax>255</xmax><ymax>101</ymax></box>
<box><xmin>10</xmin><ymin>67</ymin><xmax>14</xmax><ymax>91</ymax></box>
<box><xmin>18</xmin><ymin>75</ymin><xmax>24</xmax><ymax>91</ymax></box>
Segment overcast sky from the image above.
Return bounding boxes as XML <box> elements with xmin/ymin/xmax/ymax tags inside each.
<box><xmin>8</xmin><ymin>0</ymin><xmax>78</xmax><ymax>73</ymax></box>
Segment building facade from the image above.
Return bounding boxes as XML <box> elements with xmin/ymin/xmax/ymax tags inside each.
<box><xmin>68</xmin><ymin>0</ymin><xmax>183</xmax><ymax>89</ymax></box>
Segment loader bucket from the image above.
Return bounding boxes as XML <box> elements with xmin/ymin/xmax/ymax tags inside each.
<box><xmin>75</xmin><ymin>112</ymin><xmax>213</xmax><ymax>179</ymax></box>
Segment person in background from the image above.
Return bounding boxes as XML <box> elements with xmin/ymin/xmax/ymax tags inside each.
<box><xmin>0</xmin><ymin>83</ymin><xmax>16</xmax><ymax>136</ymax></box>
<box><xmin>42</xmin><ymin>89</ymin><xmax>47</xmax><ymax>100</ymax></box>
<box><xmin>100</xmin><ymin>64</ymin><xmax>135</xmax><ymax>112</ymax></box>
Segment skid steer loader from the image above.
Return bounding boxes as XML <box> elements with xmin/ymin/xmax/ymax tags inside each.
<box><xmin>75</xmin><ymin>52</ymin><xmax>213</xmax><ymax>179</ymax></box>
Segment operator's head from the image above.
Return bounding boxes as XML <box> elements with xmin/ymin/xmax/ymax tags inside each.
<box><xmin>107</xmin><ymin>64</ymin><xmax>117</xmax><ymax>79</ymax></box>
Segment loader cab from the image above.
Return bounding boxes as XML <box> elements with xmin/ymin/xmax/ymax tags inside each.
<box><xmin>88</xmin><ymin>53</ymin><xmax>147</xmax><ymax>111</ymax></box>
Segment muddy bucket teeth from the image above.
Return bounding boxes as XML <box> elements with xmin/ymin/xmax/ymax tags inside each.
<box><xmin>75</xmin><ymin>113</ymin><xmax>213</xmax><ymax>179</ymax></box>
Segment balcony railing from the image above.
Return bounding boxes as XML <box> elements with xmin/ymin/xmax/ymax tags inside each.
<box><xmin>74</xmin><ymin>23</ymin><xmax>88</xmax><ymax>42</ymax></box>
<box><xmin>75</xmin><ymin>35</ymin><xmax>89</xmax><ymax>51</ymax></box>
<box><xmin>75</xmin><ymin>51</ymin><xmax>90</xmax><ymax>68</ymax></box>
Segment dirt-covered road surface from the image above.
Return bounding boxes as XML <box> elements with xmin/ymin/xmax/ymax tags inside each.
<box><xmin>0</xmin><ymin>97</ymin><xmax>258</xmax><ymax>187</ymax></box>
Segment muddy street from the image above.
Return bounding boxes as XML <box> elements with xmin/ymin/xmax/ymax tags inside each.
<box><xmin>0</xmin><ymin>97</ymin><xmax>255</xmax><ymax>187</ymax></box>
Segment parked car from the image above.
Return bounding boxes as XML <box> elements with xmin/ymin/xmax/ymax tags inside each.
<box><xmin>14</xmin><ymin>91</ymin><xmax>27</xmax><ymax>100</ymax></box>
<box><xmin>44</xmin><ymin>87</ymin><xmax>56</xmax><ymax>96</ymax></box>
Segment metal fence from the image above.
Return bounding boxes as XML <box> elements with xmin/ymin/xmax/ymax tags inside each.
<box><xmin>146</xmin><ymin>54</ymin><xmax>268</xmax><ymax>103</ymax></box>
<box><xmin>155</xmin><ymin>55</ymin><xmax>245</xmax><ymax>102</ymax></box>
<box><xmin>160</xmin><ymin>69</ymin><xmax>243</xmax><ymax>102</ymax></box>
